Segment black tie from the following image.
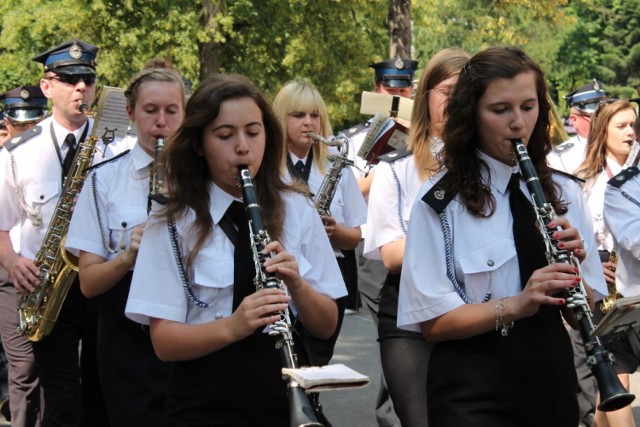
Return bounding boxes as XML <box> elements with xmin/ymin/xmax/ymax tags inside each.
<box><xmin>62</xmin><ymin>133</ymin><xmax>77</xmax><ymax>178</ymax></box>
<box><xmin>295</xmin><ymin>160</ymin><xmax>305</xmax><ymax>175</ymax></box>
<box><xmin>508</xmin><ymin>173</ymin><xmax>547</xmax><ymax>288</ymax></box>
<box><xmin>225</xmin><ymin>201</ymin><xmax>256</xmax><ymax>310</ymax></box>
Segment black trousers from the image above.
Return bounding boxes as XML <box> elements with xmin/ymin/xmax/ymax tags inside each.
<box><xmin>32</xmin><ymin>280</ymin><xmax>108</xmax><ymax>427</ymax></box>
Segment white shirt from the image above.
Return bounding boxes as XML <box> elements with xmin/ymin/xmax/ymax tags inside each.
<box><xmin>363</xmin><ymin>154</ymin><xmax>424</xmax><ymax>260</ymax></box>
<box><xmin>284</xmin><ymin>151</ymin><xmax>368</xmax><ymax>256</ymax></box>
<box><xmin>0</xmin><ymin>117</ymin><xmax>123</xmax><ymax>259</ymax></box>
<box><xmin>547</xmin><ymin>135</ymin><xmax>588</xmax><ymax>173</ymax></box>
<box><xmin>604</xmin><ymin>170</ymin><xmax>640</xmax><ymax>296</ymax></box>
<box><xmin>398</xmin><ymin>151</ymin><xmax>607</xmax><ymax>332</ymax></box>
<box><xmin>125</xmin><ymin>184</ymin><xmax>347</xmax><ymax>325</ymax></box>
<box><xmin>66</xmin><ymin>142</ymin><xmax>151</xmax><ymax>260</ymax></box>
<box><xmin>582</xmin><ymin>158</ymin><xmax>623</xmax><ymax>252</ymax></box>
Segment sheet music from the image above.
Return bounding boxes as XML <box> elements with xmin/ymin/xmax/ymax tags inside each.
<box><xmin>93</xmin><ymin>86</ymin><xmax>130</xmax><ymax>140</ymax></box>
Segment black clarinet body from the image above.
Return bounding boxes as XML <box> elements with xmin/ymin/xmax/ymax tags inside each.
<box><xmin>512</xmin><ymin>139</ymin><xmax>634</xmax><ymax>411</ymax></box>
<box><xmin>237</xmin><ymin>166</ymin><xmax>323</xmax><ymax>427</ymax></box>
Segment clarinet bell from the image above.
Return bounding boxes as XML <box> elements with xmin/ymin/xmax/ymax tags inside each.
<box><xmin>594</xmin><ymin>359</ymin><xmax>635</xmax><ymax>411</ymax></box>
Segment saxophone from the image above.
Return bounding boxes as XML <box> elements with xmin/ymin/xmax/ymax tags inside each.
<box><xmin>17</xmin><ymin>101</ymin><xmax>100</xmax><ymax>341</ymax></box>
<box><xmin>601</xmin><ymin>250</ymin><xmax>620</xmax><ymax>314</ymax></box>
<box><xmin>512</xmin><ymin>138</ymin><xmax>635</xmax><ymax>412</ymax></box>
<box><xmin>238</xmin><ymin>166</ymin><xmax>323</xmax><ymax>427</ymax></box>
<box><xmin>308</xmin><ymin>133</ymin><xmax>350</xmax><ymax>216</ymax></box>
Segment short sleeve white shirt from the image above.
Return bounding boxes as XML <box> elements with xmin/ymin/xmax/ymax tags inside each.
<box><xmin>604</xmin><ymin>171</ymin><xmax>640</xmax><ymax>296</ymax></box>
<box><xmin>66</xmin><ymin>142</ymin><xmax>151</xmax><ymax>260</ymax></box>
<box><xmin>398</xmin><ymin>151</ymin><xmax>607</xmax><ymax>332</ymax></box>
<box><xmin>363</xmin><ymin>154</ymin><xmax>424</xmax><ymax>260</ymax></box>
<box><xmin>125</xmin><ymin>184</ymin><xmax>347</xmax><ymax>325</ymax></box>
<box><xmin>547</xmin><ymin>135</ymin><xmax>588</xmax><ymax>173</ymax></box>
<box><xmin>582</xmin><ymin>158</ymin><xmax>622</xmax><ymax>252</ymax></box>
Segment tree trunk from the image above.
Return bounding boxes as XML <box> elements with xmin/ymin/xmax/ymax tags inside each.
<box><xmin>388</xmin><ymin>0</ymin><xmax>411</xmax><ymax>58</ymax></box>
<box><xmin>199</xmin><ymin>0</ymin><xmax>224</xmax><ymax>80</ymax></box>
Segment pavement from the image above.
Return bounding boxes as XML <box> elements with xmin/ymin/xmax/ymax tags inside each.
<box><xmin>322</xmin><ymin>309</ymin><xmax>640</xmax><ymax>427</ymax></box>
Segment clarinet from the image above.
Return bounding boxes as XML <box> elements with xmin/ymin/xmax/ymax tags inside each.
<box><xmin>148</xmin><ymin>136</ymin><xmax>167</xmax><ymax>213</ymax></box>
<box><xmin>237</xmin><ymin>166</ymin><xmax>323</xmax><ymax>427</ymax></box>
<box><xmin>512</xmin><ymin>139</ymin><xmax>635</xmax><ymax>412</ymax></box>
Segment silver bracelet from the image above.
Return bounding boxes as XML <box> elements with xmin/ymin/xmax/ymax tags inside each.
<box><xmin>495</xmin><ymin>297</ymin><xmax>514</xmax><ymax>337</ymax></box>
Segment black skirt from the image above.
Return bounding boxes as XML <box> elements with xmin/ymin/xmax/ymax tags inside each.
<box><xmin>97</xmin><ymin>271</ymin><xmax>171</xmax><ymax>427</ymax></box>
<box><xmin>378</xmin><ymin>272</ymin><xmax>424</xmax><ymax>341</ymax></box>
<box><xmin>427</xmin><ymin>305</ymin><xmax>579</xmax><ymax>427</ymax></box>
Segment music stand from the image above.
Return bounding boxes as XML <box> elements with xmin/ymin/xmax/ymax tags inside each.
<box><xmin>592</xmin><ymin>295</ymin><xmax>640</xmax><ymax>337</ymax></box>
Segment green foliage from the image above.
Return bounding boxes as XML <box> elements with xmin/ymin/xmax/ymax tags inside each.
<box><xmin>1</xmin><ymin>0</ymin><xmax>638</xmax><ymax>126</ymax></box>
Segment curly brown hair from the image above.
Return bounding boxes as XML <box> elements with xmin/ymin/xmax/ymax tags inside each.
<box><xmin>440</xmin><ymin>46</ymin><xmax>567</xmax><ymax>217</ymax></box>
<box><xmin>162</xmin><ymin>73</ymin><xmax>292</xmax><ymax>269</ymax></box>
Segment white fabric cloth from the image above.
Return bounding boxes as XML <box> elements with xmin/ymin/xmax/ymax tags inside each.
<box><xmin>0</xmin><ymin>116</ymin><xmax>129</xmax><ymax>259</ymax></box>
<box><xmin>284</xmin><ymin>150</ymin><xmax>367</xmax><ymax>257</ymax></box>
<box><xmin>582</xmin><ymin>158</ymin><xmax>623</xmax><ymax>252</ymax></box>
<box><xmin>66</xmin><ymin>141</ymin><xmax>150</xmax><ymax>260</ymax></box>
<box><xmin>547</xmin><ymin>135</ymin><xmax>588</xmax><ymax>174</ymax></box>
<box><xmin>604</xmin><ymin>171</ymin><xmax>640</xmax><ymax>297</ymax></box>
<box><xmin>398</xmin><ymin>151</ymin><xmax>607</xmax><ymax>332</ymax></box>
<box><xmin>125</xmin><ymin>184</ymin><xmax>347</xmax><ymax>326</ymax></box>
<box><xmin>363</xmin><ymin>154</ymin><xmax>425</xmax><ymax>260</ymax></box>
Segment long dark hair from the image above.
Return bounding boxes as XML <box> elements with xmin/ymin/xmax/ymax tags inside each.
<box><xmin>163</xmin><ymin>73</ymin><xmax>290</xmax><ymax>268</ymax></box>
<box><xmin>441</xmin><ymin>46</ymin><xmax>566</xmax><ymax>216</ymax></box>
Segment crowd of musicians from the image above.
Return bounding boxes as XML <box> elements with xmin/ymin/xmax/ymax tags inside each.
<box><xmin>0</xmin><ymin>37</ymin><xmax>639</xmax><ymax>427</ymax></box>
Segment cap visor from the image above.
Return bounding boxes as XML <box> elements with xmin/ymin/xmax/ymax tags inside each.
<box><xmin>382</xmin><ymin>80</ymin><xmax>411</xmax><ymax>88</ymax></box>
<box><xmin>53</xmin><ymin>65</ymin><xmax>96</xmax><ymax>75</ymax></box>
<box><xmin>8</xmin><ymin>109</ymin><xmax>48</xmax><ymax>122</ymax></box>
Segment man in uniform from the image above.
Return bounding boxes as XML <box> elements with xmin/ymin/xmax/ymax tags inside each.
<box><xmin>548</xmin><ymin>79</ymin><xmax>607</xmax><ymax>173</ymax></box>
<box><xmin>341</xmin><ymin>56</ymin><xmax>418</xmax><ymax>427</ymax></box>
<box><xmin>0</xmin><ymin>84</ymin><xmax>48</xmax><ymax>426</ymax></box>
<box><xmin>2</xmin><ymin>86</ymin><xmax>48</xmax><ymax>140</ymax></box>
<box><xmin>0</xmin><ymin>39</ymin><xmax>108</xmax><ymax>426</ymax></box>
<box><xmin>0</xmin><ymin>112</ymin><xmax>9</xmax><ymax>147</ymax></box>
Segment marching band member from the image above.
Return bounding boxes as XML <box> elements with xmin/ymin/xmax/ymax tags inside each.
<box><xmin>65</xmin><ymin>67</ymin><xmax>186</xmax><ymax>425</ymax></box>
<box><xmin>596</xmin><ymin>101</ymin><xmax>638</xmax><ymax>427</ymax></box>
<box><xmin>273</xmin><ymin>80</ymin><xmax>367</xmax><ymax>359</ymax></box>
<box><xmin>0</xmin><ymin>39</ymin><xmax>109</xmax><ymax>426</ymax></box>
<box><xmin>124</xmin><ymin>73</ymin><xmax>346</xmax><ymax>426</ymax></box>
<box><xmin>397</xmin><ymin>46</ymin><xmax>607</xmax><ymax>426</ymax></box>
<box><xmin>0</xmin><ymin>84</ymin><xmax>47</xmax><ymax>426</ymax></box>
<box><xmin>363</xmin><ymin>48</ymin><xmax>469</xmax><ymax>427</ymax></box>
<box><xmin>548</xmin><ymin>79</ymin><xmax>607</xmax><ymax>173</ymax></box>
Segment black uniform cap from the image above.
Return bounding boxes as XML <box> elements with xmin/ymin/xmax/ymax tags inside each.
<box><xmin>369</xmin><ymin>57</ymin><xmax>419</xmax><ymax>88</ymax></box>
<box><xmin>563</xmin><ymin>79</ymin><xmax>606</xmax><ymax>114</ymax></box>
<box><xmin>2</xmin><ymin>85</ymin><xmax>48</xmax><ymax>123</ymax></box>
<box><xmin>32</xmin><ymin>39</ymin><xmax>98</xmax><ymax>75</ymax></box>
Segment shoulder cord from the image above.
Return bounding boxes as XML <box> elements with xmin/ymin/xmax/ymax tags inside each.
<box><xmin>167</xmin><ymin>218</ymin><xmax>211</xmax><ymax>308</ymax></box>
<box><xmin>390</xmin><ymin>163</ymin><xmax>407</xmax><ymax>236</ymax></box>
<box><xmin>620</xmin><ymin>190</ymin><xmax>640</xmax><ymax>209</ymax></box>
<box><xmin>437</xmin><ymin>211</ymin><xmax>491</xmax><ymax>304</ymax></box>
<box><xmin>9</xmin><ymin>152</ymin><xmax>43</xmax><ymax>227</ymax></box>
<box><xmin>91</xmin><ymin>173</ymin><xmax>126</xmax><ymax>254</ymax></box>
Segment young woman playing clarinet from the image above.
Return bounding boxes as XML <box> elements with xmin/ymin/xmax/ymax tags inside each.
<box><xmin>124</xmin><ymin>73</ymin><xmax>346</xmax><ymax>426</ymax></box>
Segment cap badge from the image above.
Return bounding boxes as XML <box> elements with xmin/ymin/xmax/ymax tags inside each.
<box><xmin>20</xmin><ymin>88</ymin><xmax>30</xmax><ymax>100</ymax></box>
<box><xmin>394</xmin><ymin>57</ymin><xmax>405</xmax><ymax>70</ymax></box>
<box><xmin>69</xmin><ymin>42</ymin><xmax>83</xmax><ymax>59</ymax></box>
<box><xmin>593</xmin><ymin>79</ymin><xmax>600</xmax><ymax>91</ymax></box>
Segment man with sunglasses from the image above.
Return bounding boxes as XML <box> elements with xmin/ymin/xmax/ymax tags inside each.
<box><xmin>548</xmin><ymin>79</ymin><xmax>607</xmax><ymax>173</ymax></box>
<box><xmin>0</xmin><ymin>39</ymin><xmax>109</xmax><ymax>426</ymax></box>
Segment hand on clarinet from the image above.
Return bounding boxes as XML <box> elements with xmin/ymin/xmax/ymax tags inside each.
<box><xmin>548</xmin><ymin>217</ymin><xmax>586</xmax><ymax>262</ymax></box>
<box><xmin>231</xmin><ymin>288</ymin><xmax>290</xmax><ymax>339</ymax></box>
<box><xmin>512</xmin><ymin>263</ymin><xmax>580</xmax><ymax>318</ymax></box>
<box><xmin>320</xmin><ymin>215</ymin><xmax>337</xmax><ymax>238</ymax></box>
<box><xmin>262</xmin><ymin>240</ymin><xmax>305</xmax><ymax>292</ymax></box>
<box><xmin>119</xmin><ymin>224</ymin><xmax>145</xmax><ymax>268</ymax></box>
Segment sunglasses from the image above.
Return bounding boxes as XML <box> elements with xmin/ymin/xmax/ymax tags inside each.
<box><xmin>47</xmin><ymin>74</ymin><xmax>96</xmax><ymax>86</ymax></box>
